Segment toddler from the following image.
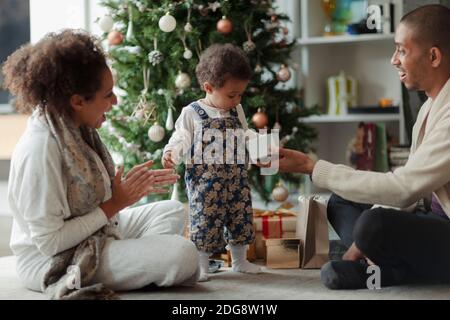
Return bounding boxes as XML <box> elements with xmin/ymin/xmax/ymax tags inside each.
<box><xmin>163</xmin><ymin>43</ymin><xmax>261</xmax><ymax>281</ymax></box>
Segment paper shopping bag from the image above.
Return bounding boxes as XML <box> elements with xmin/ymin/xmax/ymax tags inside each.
<box><xmin>296</xmin><ymin>196</ymin><xmax>329</xmax><ymax>269</ymax></box>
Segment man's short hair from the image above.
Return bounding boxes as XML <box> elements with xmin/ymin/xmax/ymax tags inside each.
<box><xmin>400</xmin><ymin>4</ymin><xmax>450</xmax><ymax>56</ymax></box>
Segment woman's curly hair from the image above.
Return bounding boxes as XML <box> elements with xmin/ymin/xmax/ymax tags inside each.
<box><xmin>2</xmin><ymin>29</ymin><xmax>108</xmax><ymax>116</ymax></box>
<box><xmin>195</xmin><ymin>43</ymin><xmax>252</xmax><ymax>89</ymax></box>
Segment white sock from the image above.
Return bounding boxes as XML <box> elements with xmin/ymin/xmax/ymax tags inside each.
<box><xmin>229</xmin><ymin>244</ymin><xmax>262</xmax><ymax>274</ymax></box>
<box><xmin>198</xmin><ymin>251</ymin><xmax>210</xmax><ymax>282</ymax></box>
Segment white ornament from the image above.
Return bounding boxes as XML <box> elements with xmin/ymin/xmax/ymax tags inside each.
<box><xmin>208</xmin><ymin>1</ymin><xmax>221</xmax><ymax>12</ymax></box>
<box><xmin>166</xmin><ymin>108</ymin><xmax>174</xmax><ymax>130</ymax></box>
<box><xmin>272</xmin><ymin>183</ymin><xmax>289</xmax><ymax>202</ymax></box>
<box><xmin>126</xmin><ymin>7</ymin><xmax>135</xmax><ymax>42</ymax></box>
<box><xmin>183</xmin><ymin>49</ymin><xmax>193</xmax><ymax>59</ymax></box>
<box><xmin>125</xmin><ymin>46</ymin><xmax>142</xmax><ymax>55</ymax></box>
<box><xmin>171</xmin><ymin>182</ymin><xmax>180</xmax><ymax>201</ymax></box>
<box><xmin>148</xmin><ymin>122</ymin><xmax>165</xmax><ymax>142</ymax></box>
<box><xmin>98</xmin><ymin>15</ymin><xmax>114</xmax><ymax>33</ymax></box>
<box><xmin>175</xmin><ymin>72</ymin><xmax>191</xmax><ymax>89</ymax></box>
<box><xmin>113</xmin><ymin>21</ymin><xmax>126</xmax><ymax>31</ymax></box>
<box><xmin>159</xmin><ymin>13</ymin><xmax>177</xmax><ymax>32</ymax></box>
<box><xmin>184</xmin><ymin>22</ymin><xmax>193</xmax><ymax>32</ymax></box>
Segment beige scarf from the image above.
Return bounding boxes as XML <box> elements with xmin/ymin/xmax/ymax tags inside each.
<box><xmin>40</xmin><ymin>108</ymin><xmax>118</xmax><ymax>300</ymax></box>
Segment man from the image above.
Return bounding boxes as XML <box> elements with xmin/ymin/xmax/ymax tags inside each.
<box><xmin>276</xmin><ymin>5</ymin><xmax>450</xmax><ymax>289</ymax></box>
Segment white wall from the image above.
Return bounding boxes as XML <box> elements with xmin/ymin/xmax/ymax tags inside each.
<box><xmin>30</xmin><ymin>0</ymin><xmax>88</xmax><ymax>42</ymax></box>
<box><xmin>30</xmin><ymin>0</ymin><xmax>109</xmax><ymax>42</ymax></box>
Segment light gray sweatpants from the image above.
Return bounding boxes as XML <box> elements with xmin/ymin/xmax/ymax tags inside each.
<box><xmin>18</xmin><ymin>200</ymin><xmax>199</xmax><ymax>292</ymax></box>
<box><xmin>91</xmin><ymin>200</ymin><xmax>199</xmax><ymax>291</ymax></box>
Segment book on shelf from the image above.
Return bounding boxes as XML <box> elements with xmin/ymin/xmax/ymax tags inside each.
<box><xmin>388</xmin><ymin>145</ymin><xmax>410</xmax><ymax>171</ymax></box>
<box><xmin>348</xmin><ymin>106</ymin><xmax>399</xmax><ymax>114</ymax></box>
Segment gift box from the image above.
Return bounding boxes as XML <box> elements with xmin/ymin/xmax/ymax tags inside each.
<box><xmin>266</xmin><ymin>238</ymin><xmax>301</xmax><ymax>269</ymax></box>
<box><xmin>253</xmin><ymin>208</ymin><xmax>297</xmax><ymax>260</ymax></box>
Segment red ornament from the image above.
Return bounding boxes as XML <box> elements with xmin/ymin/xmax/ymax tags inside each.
<box><xmin>252</xmin><ymin>108</ymin><xmax>269</xmax><ymax>129</ymax></box>
<box><xmin>217</xmin><ymin>16</ymin><xmax>233</xmax><ymax>34</ymax></box>
<box><xmin>107</xmin><ymin>30</ymin><xmax>124</xmax><ymax>46</ymax></box>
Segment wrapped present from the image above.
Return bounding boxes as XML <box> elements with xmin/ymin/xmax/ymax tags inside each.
<box><xmin>253</xmin><ymin>208</ymin><xmax>297</xmax><ymax>260</ymax></box>
<box><xmin>266</xmin><ymin>238</ymin><xmax>301</xmax><ymax>269</ymax></box>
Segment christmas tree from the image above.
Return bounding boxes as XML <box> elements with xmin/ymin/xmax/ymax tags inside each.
<box><xmin>98</xmin><ymin>0</ymin><xmax>317</xmax><ymax>202</ymax></box>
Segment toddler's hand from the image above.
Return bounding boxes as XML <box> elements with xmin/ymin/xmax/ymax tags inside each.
<box><xmin>162</xmin><ymin>151</ymin><xmax>175</xmax><ymax>169</ymax></box>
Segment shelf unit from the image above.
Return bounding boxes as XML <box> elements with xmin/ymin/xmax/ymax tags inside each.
<box><xmin>297</xmin><ymin>33</ymin><xmax>394</xmax><ymax>45</ymax></box>
<box><xmin>299</xmin><ymin>113</ymin><xmax>401</xmax><ymax>124</ymax></box>
<box><xmin>281</xmin><ymin>0</ymin><xmax>406</xmax><ymax>195</ymax></box>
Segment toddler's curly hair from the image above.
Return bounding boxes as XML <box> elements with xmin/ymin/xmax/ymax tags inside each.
<box><xmin>195</xmin><ymin>43</ymin><xmax>252</xmax><ymax>89</ymax></box>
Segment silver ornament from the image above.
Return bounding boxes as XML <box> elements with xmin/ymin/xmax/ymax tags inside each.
<box><xmin>243</xmin><ymin>40</ymin><xmax>256</xmax><ymax>53</ymax></box>
<box><xmin>148</xmin><ymin>50</ymin><xmax>164</xmax><ymax>65</ymax></box>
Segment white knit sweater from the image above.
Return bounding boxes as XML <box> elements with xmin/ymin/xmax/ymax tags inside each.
<box><xmin>8</xmin><ymin>112</ymin><xmax>110</xmax><ymax>259</ymax></box>
<box><xmin>312</xmin><ymin>78</ymin><xmax>450</xmax><ymax>217</ymax></box>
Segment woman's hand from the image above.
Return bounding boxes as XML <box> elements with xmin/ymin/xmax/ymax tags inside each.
<box><xmin>100</xmin><ymin>160</ymin><xmax>179</xmax><ymax>218</ymax></box>
<box><xmin>258</xmin><ymin>147</ymin><xmax>317</xmax><ymax>174</ymax></box>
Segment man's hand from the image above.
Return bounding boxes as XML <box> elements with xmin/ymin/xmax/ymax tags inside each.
<box><xmin>257</xmin><ymin>147</ymin><xmax>317</xmax><ymax>174</ymax></box>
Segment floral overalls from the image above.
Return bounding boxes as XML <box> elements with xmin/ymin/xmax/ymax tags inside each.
<box><xmin>185</xmin><ymin>102</ymin><xmax>255</xmax><ymax>253</ymax></box>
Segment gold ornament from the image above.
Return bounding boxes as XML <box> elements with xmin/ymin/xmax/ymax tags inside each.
<box><xmin>252</xmin><ymin>108</ymin><xmax>269</xmax><ymax>129</ymax></box>
<box><xmin>131</xmin><ymin>67</ymin><xmax>156</xmax><ymax>125</ymax></box>
<box><xmin>276</xmin><ymin>64</ymin><xmax>291</xmax><ymax>82</ymax></box>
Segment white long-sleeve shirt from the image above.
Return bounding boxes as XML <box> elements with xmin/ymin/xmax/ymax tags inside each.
<box><xmin>163</xmin><ymin>100</ymin><xmax>253</xmax><ymax>163</ymax></box>
<box><xmin>8</xmin><ymin>111</ymin><xmax>111</xmax><ymax>261</ymax></box>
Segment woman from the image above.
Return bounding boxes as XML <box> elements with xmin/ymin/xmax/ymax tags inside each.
<box><xmin>2</xmin><ymin>29</ymin><xmax>199</xmax><ymax>299</ymax></box>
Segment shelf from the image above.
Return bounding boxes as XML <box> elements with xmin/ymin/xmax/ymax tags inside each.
<box><xmin>298</xmin><ymin>114</ymin><xmax>401</xmax><ymax>124</ymax></box>
<box><xmin>297</xmin><ymin>33</ymin><xmax>394</xmax><ymax>45</ymax></box>
<box><xmin>0</xmin><ymin>114</ymin><xmax>29</xmax><ymax>160</ymax></box>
